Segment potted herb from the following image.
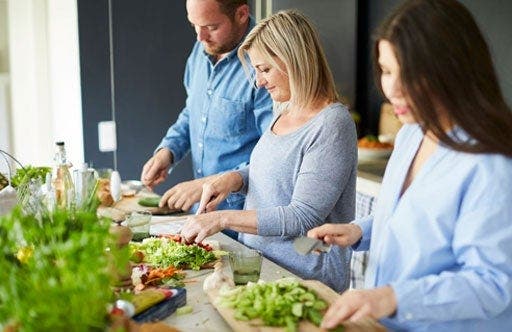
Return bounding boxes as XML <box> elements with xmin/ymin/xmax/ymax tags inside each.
<box><xmin>0</xmin><ymin>206</ymin><xmax>130</xmax><ymax>331</ymax></box>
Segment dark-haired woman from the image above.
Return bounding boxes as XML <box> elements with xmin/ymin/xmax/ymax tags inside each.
<box><xmin>308</xmin><ymin>0</ymin><xmax>512</xmax><ymax>330</ymax></box>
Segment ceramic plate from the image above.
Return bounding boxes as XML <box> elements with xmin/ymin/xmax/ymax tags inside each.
<box><xmin>358</xmin><ymin>147</ymin><xmax>393</xmax><ymax>161</ymax></box>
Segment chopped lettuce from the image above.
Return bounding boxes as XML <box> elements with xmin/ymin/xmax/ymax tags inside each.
<box><xmin>130</xmin><ymin>237</ymin><xmax>217</xmax><ymax>270</ymax></box>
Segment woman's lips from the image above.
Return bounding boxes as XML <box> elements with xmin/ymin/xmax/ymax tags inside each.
<box><xmin>394</xmin><ymin>105</ymin><xmax>409</xmax><ymax>116</ymax></box>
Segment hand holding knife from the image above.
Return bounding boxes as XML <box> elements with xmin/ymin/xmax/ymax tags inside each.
<box><xmin>293</xmin><ymin>236</ymin><xmax>332</xmax><ymax>255</ymax></box>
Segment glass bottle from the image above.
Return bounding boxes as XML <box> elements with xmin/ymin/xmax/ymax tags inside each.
<box><xmin>52</xmin><ymin>141</ymin><xmax>75</xmax><ymax>209</ymax></box>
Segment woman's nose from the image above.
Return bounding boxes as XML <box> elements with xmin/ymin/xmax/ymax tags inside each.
<box><xmin>254</xmin><ymin>72</ymin><xmax>266</xmax><ymax>88</ymax></box>
<box><xmin>391</xmin><ymin>77</ymin><xmax>403</xmax><ymax>98</ymax></box>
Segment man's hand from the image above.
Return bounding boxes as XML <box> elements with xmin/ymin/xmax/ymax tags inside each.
<box><xmin>307</xmin><ymin>223</ymin><xmax>362</xmax><ymax>248</ymax></box>
<box><xmin>321</xmin><ymin>287</ymin><xmax>397</xmax><ymax>329</ymax></box>
<box><xmin>197</xmin><ymin>172</ymin><xmax>243</xmax><ymax>214</ymax></box>
<box><xmin>140</xmin><ymin>148</ymin><xmax>173</xmax><ymax>189</ymax></box>
<box><xmin>181</xmin><ymin>211</ymin><xmax>225</xmax><ymax>243</ymax></box>
<box><xmin>159</xmin><ymin>178</ymin><xmax>206</xmax><ymax>211</ymax></box>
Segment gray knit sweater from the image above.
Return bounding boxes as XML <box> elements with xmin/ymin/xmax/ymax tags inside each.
<box><xmin>237</xmin><ymin>102</ymin><xmax>357</xmax><ymax>292</ymax></box>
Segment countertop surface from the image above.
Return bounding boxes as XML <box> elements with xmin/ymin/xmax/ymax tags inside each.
<box><xmin>151</xmin><ymin>218</ymin><xmax>298</xmax><ymax>331</ymax></box>
<box><xmin>357</xmin><ymin>158</ymin><xmax>388</xmax><ymax>182</ymax></box>
<box><xmin>356</xmin><ymin>159</ymin><xmax>387</xmax><ymax>197</ymax></box>
<box><xmin>149</xmin><ymin>215</ymin><xmax>385</xmax><ymax>331</ymax></box>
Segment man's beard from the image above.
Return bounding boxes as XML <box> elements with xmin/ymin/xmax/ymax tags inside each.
<box><xmin>203</xmin><ymin>27</ymin><xmax>241</xmax><ymax>56</ymax></box>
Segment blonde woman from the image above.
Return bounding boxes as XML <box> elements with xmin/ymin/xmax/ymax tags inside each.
<box><xmin>180</xmin><ymin>10</ymin><xmax>357</xmax><ymax>292</ymax></box>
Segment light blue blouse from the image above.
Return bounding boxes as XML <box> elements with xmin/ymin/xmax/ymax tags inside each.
<box><xmin>354</xmin><ymin>124</ymin><xmax>512</xmax><ymax>331</ymax></box>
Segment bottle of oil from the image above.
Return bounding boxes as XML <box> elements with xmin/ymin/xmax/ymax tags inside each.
<box><xmin>52</xmin><ymin>141</ymin><xmax>75</xmax><ymax>209</ymax></box>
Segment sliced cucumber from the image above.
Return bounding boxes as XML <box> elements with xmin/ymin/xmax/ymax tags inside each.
<box><xmin>137</xmin><ymin>196</ymin><xmax>160</xmax><ymax>207</ymax></box>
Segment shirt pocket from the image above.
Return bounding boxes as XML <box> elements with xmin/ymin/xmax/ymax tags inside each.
<box><xmin>207</xmin><ymin>96</ymin><xmax>247</xmax><ymax>139</ymax></box>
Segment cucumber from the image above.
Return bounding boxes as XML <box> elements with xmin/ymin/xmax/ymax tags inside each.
<box><xmin>131</xmin><ymin>288</ymin><xmax>167</xmax><ymax>314</ymax></box>
<box><xmin>138</xmin><ymin>196</ymin><xmax>160</xmax><ymax>207</ymax></box>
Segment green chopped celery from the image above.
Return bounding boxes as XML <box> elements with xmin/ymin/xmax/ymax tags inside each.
<box><xmin>176</xmin><ymin>305</ymin><xmax>193</xmax><ymax>315</ymax></box>
<box><xmin>217</xmin><ymin>278</ymin><xmax>327</xmax><ymax>330</ymax></box>
<box><xmin>285</xmin><ymin>315</ymin><xmax>297</xmax><ymax>332</ymax></box>
<box><xmin>307</xmin><ymin>309</ymin><xmax>323</xmax><ymax>326</ymax></box>
<box><xmin>291</xmin><ymin>303</ymin><xmax>303</xmax><ymax>317</ymax></box>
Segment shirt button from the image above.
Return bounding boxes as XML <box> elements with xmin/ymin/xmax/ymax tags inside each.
<box><xmin>405</xmin><ymin>313</ymin><xmax>413</xmax><ymax>320</ymax></box>
<box><xmin>201</xmin><ymin>116</ymin><xmax>206</xmax><ymax>123</ymax></box>
<box><xmin>198</xmin><ymin>142</ymin><xmax>203</xmax><ymax>148</ymax></box>
<box><xmin>207</xmin><ymin>89</ymin><xmax>213</xmax><ymax>95</ymax></box>
<box><xmin>197</xmin><ymin>169</ymin><xmax>202</xmax><ymax>174</ymax></box>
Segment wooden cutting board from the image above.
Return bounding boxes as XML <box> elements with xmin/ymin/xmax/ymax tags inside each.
<box><xmin>97</xmin><ymin>194</ymin><xmax>181</xmax><ymax>222</ymax></box>
<box><xmin>206</xmin><ymin>280</ymin><xmax>385</xmax><ymax>332</ymax></box>
<box><xmin>113</xmin><ymin>195</ymin><xmax>180</xmax><ymax>215</ymax></box>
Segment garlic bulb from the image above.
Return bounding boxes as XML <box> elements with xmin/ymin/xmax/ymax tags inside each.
<box><xmin>203</xmin><ymin>261</ymin><xmax>234</xmax><ymax>292</ymax></box>
<box><xmin>110</xmin><ymin>170</ymin><xmax>122</xmax><ymax>202</ymax></box>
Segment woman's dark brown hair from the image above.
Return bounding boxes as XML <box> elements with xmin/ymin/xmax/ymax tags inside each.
<box><xmin>373</xmin><ymin>0</ymin><xmax>512</xmax><ymax>157</ymax></box>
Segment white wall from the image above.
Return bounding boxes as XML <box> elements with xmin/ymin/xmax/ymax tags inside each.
<box><xmin>46</xmin><ymin>0</ymin><xmax>84</xmax><ymax>166</ymax></box>
<box><xmin>6</xmin><ymin>0</ymin><xmax>83</xmax><ymax>170</ymax></box>
<box><xmin>0</xmin><ymin>0</ymin><xmax>11</xmax><ymax>173</ymax></box>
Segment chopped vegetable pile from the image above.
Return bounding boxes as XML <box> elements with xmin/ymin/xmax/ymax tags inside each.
<box><xmin>218</xmin><ymin>278</ymin><xmax>327</xmax><ymax>332</ymax></box>
<box><xmin>131</xmin><ymin>264</ymin><xmax>185</xmax><ymax>289</ymax></box>
<box><xmin>130</xmin><ymin>237</ymin><xmax>217</xmax><ymax>270</ymax></box>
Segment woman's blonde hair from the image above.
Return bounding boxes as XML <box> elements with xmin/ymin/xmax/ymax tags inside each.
<box><xmin>238</xmin><ymin>10</ymin><xmax>339</xmax><ymax>111</ymax></box>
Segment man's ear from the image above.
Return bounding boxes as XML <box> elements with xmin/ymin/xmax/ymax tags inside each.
<box><xmin>236</xmin><ymin>4</ymin><xmax>250</xmax><ymax>24</ymax></box>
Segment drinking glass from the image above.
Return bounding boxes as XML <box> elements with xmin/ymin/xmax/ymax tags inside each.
<box><xmin>229</xmin><ymin>249</ymin><xmax>262</xmax><ymax>285</ymax></box>
<box><xmin>126</xmin><ymin>210</ymin><xmax>151</xmax><ymax>241</ymax></box>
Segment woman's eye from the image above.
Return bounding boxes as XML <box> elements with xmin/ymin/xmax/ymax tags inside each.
<box><xmin>258</xmin><ymin>68</ymin><xmax>270</xmax><ymax>73</ymax></box>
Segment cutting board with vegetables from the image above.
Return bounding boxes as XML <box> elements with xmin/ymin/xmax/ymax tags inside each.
<box><xmin>113</xmin><ymin>194</ymin><xmax>180</xmax><ymax>215</ymax></box>
<box><xmin>206</xmin><ymin>279</ymin><xmax>385</xmax><ymax>332</ymax></box>
<box><xmin>206</xmin><ymin>280</ymin><xmax>333</xmax><ymax>332</ymax></box>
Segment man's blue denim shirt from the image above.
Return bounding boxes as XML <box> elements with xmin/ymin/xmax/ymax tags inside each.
<box><xmin>157</xmin><ymin>18</ymin><xmax>273</xmax><ymax>210</ymax></box>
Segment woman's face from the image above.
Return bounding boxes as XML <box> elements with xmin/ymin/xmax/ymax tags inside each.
<box><xmin>247</xmin><ymin>48</ymin><xmax>290</xmax><ymax>102</ymax></box>
<box><xmin>378</xmin><ymin>40</ymin><xmax>416</xmax><ymax>125</ymax></box>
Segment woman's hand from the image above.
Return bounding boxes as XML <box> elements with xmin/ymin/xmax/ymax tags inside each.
<box><xmin>197</xmin><ymin>172</ymin><xmax>243</xmax><ymax>214</ymax></box>
<box><xmin>159</xmin><ymin>178</ymin><xmax>205</xmax><ymax>211</ymax></box>
<box><xmin>321</xmin><ymin>287</ymin><xmax>397</xmax><ymax>329</ymax></box>
<box><xmin>307</xmin><ymin>223</ymin><xmax>362</xmax><ymax>248</ymax></box>
<box><xmin>180</xmin><ymin>211</ymin><xmax>226</xmax><ymax>243</ymax></box>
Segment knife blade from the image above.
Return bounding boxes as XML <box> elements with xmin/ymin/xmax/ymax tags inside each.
<box><xmin>293</xmin><ymin>237</ymin><xmax>331</xmax><ymax>255</ymax></box>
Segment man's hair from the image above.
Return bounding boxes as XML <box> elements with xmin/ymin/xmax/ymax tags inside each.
<box><xmin>216</xmin><ymin>0</ymin><xmax>247</xmax><ymax>19</ymax></box>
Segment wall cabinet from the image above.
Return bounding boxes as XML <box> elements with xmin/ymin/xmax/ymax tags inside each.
<box><xmin>78</xmin><ymin>0</ymin><xmax>194</xmax><ymax>191</ymax></box>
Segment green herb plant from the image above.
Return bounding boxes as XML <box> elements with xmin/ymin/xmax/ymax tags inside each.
<box><xmin>10</xmin><ymin>165</ymin><xmax>51</xmax><ymax>188</ymax></box>
<box><xmin>0</xmin><ymin>207</ymin><xmax>130</xmax><ymax>332</ymax></box>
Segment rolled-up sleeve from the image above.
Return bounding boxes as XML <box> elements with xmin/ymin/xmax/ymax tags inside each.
<box><xmin>352</xmin><ymin>215</ymin><xmax>373</xmax><ymax>251</ymax></box>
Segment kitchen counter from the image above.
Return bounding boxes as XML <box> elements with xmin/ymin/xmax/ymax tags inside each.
<box><xmin>152</xmin><ymin>221</ymin><xmax>298</xmax><ymax>331</ymax></box>
<box><xmin>151</xmin><ymin>217</ymin><xmax>385</xmax><ymax>331</ymax></box>
<box><xmin>357</xmin><ymin>159</ymin><xmax>387</xmax><ymax>197</ymax></box>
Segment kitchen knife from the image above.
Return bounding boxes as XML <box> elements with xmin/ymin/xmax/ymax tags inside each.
<box><xmin>293</xmin><ymin>237</ymin><xmax>331</xmax><ymax>255</ymax></box>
